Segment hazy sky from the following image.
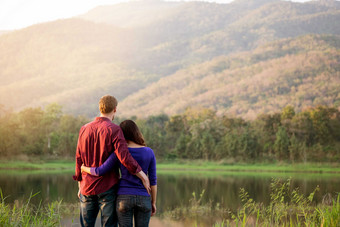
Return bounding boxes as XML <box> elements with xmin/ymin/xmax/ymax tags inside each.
<box><xmin>0</xmin><ymin>0</ymin><xmax>311</xmax><ymax>30</ymax></box>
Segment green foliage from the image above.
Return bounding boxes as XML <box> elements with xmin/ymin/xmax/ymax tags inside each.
<box><xmin>163</xmin><ymin>189</ymin><xmax>230</xmax><ymax>226</ymax></box>
<box><xmin>0</xmin><ymin>189</ymin><xmax>62</xmax><ymax>226</ymax></box>
<box><xmin>0</xmin><ymin>104</ymin><xmax>88</xmax><ymax>159</ymax></box>
<box><xmin>281</xmin><ymin>106</ymin><xmax>295</xmax><ymax>121</ymax></box>
<box><xmin>309</xmin><ymin>106</ymin><xmax>338</xmax><ymax>144</ymax></box>
<box><xmin>274</xmin><ymin>127</ymin><xmax>290</xmax><ymax>161</ymax></box>
<box><xmin>1</xmin><ymin>103</ymin><xmax>340</xmax><ymax>162</ymax></box>
<box><xmin>317</xmin><ymin>194</ymin><xmax>340</xmax><ymax>227</ymax></box>
<box><xmin>229</xmin><ymin>178</ymin><xmax>325</xmax><ymax>227</ymax></box>
<box><xmin>163</xmin><ymin>178</ymin><xmax>340</xmax><ymax>227</ymax></box>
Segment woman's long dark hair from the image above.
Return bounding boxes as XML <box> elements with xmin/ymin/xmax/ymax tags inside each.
<box><xmin>120</xmin><ymin>120</ymin><xmax>146</xmax><ymax>146</ymax></box>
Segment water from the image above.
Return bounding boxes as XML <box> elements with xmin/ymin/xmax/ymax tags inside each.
<box><xmin>1</xmin><ymin>170</ymin><xmax>340</xmax><ymax>219</ymax></box>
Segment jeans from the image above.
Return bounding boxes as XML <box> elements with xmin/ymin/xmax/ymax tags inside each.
<box><xmin>116</xmin><ymin>195</ymin><xmax>152</xmax><ymax>227</ymax></box>
<box><xmin>79</xmin><ymin>186</ymin><xmax>118</xmax><ymax>227</ymax></box>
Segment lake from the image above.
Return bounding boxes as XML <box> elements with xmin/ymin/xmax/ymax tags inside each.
<box><xmin>1</xmin><ymin>170</ymin><xmax>340</xmax><ymax>226</ymax></box>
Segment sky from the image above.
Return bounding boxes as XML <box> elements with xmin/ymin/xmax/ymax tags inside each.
<box><xmin>0</xmin><ymin>0</ymin><xmax>311</xmax><ymax>31</ymax></box>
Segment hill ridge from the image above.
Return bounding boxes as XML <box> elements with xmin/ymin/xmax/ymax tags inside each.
<box><xmin>0</xmin><ymin>1</ymin><xmax>339</xmax><ymax>118</ymax></box>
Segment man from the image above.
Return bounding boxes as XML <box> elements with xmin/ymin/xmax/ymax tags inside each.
<box><xmin>73</xmin><ymin>95</ymin><xmax>150</xmax><ymax>227</ymax></box>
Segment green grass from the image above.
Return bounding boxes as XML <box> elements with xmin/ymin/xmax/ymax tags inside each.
<box><xmin>157</xmin><ymin>161</ymin><xmax>340</xmax><ymax>174</ymax></box>
<box><xmin>226</xmin><ymin>178</ymin><xmax>340</xmax><ymax>227</ymax></box>
<box><xmin>1</xmin><ymin>160</ymin><xmax>340</xmax><ymax>176</ymax></box>
<box><xmin>0</xmin><ymin>160</ymin><xmax>74</xmax><ymax>171</ymax></box>
<box><xmin>0</xmin><ymin>189</ymin><xmax>62</xmax><ymax>226</ymax></box>
<box><xmin>157</xmin><ymin>169</ymin><xmax>340</xmax><ymax>180</ymax></box>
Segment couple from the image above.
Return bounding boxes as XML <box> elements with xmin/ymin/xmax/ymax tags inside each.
<box><xmin>73</xmin><ymin>95</ymin><xmax>157</xmax><ymax>227</ymax></box>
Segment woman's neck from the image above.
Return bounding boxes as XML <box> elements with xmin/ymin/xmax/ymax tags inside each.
<box><xmin>127</xmin><ymin>141</ymin><xmax>144</xmax><ymax>148</ymax></box>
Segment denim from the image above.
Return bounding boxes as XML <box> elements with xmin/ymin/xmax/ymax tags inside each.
<box><xmin>79</xmin><ymin>186</ymin><xmax>118</xmax><ymax>227</ymax></box>
<box><xmin>116</xmin><ymin>195</ymin><xmax>152</xmax><ymax>227</ymax></box>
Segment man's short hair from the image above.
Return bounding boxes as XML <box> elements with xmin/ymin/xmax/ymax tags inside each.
<box><xmin>99</xmin><ymin>95</ymin><xmax>118</xmax><ymax>114</ymax></box>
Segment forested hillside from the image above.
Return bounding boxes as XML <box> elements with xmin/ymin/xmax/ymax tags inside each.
<box><xmin>0</xmin><ymin>0</ymin><xmax>339</xmax><ymax>118</ymax></box>
<box><xmin>119</xmin><ymin>34</ymin><xmax>340</xmax><ymax>119</ymax></box>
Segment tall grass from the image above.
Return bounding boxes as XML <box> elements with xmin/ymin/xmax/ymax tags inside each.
<box><xmin>316</xmin><ymin>195</ymin><xmax>340</xmax><ymax>227</ymax></box>
<box><xmin>218</xmin><ymin>178</ymin><xmax>340</xmax><ymax>227</ymax></box>
<box><xmin>0</xmin><ymin>189</ymin><xmax>62</xmax><ymax>226</ymax></box>
<box><xmin>163</xmin><ymin>178</ymin><xmax>340</xmax><ymax>227</ymax></box>
<box><xmin>163</xmin><ymin>189</ymin><xmax>231</xmax><ymax>226</ymax></box>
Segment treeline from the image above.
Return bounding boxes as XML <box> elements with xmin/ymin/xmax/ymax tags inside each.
<box><xmin>0</xmin><ymin>104</ymin><xmax>339</xmax><ymax>162</ymax></box>
<box><xmin>0</xmin><ymin>104</ymin><xmax>88</xmax><ymax>159</ymax></box>
<box><xmin>135</xmin><ymin>105</ymin><xmax>340</xmax><ymax>163</ymax></box>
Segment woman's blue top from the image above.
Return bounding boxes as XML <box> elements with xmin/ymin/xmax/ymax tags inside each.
<box><xmin>90</xmin><ymin>147</ymin><xmax>157</xmax><ymax>196</ymax></box>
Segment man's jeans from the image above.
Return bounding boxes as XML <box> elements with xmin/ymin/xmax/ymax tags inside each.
<box><xmin>79</xmin><ymin>186</ymin><xmax>118</xmax><ymax>227</ymax></box>
<box><xmin>116</xmin><ymin>195</ymin><xmax>152</xmax><ymax>227</ymax></box>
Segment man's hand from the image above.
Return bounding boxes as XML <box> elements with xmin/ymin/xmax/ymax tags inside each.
<box><xmin>136</xmin><ymin>171</ymin><xmax>151</xmax><ymax>194</ymax></box>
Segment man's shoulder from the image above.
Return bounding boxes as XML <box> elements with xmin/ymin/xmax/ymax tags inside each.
<box><xmin>80</xmin><ymin>119</ymin><xmax>120</xmax><ymax>136</ymax></box>
<box><xmin>98</xmin><ymin>121</ymin><xmax>122</xmax><ymax>136</ymax></box>
<box><xmin>80</xmin><ymin>120</ymin><xmax>96</xmax><ymax>130</ymax></box>
<box><xmin>77</xmin><ymin>120</ymin><xmax>95</xmax><ymax>135</ymax></box>
<box><xmin>84</xmin><ymin>118</ymin><xmax>118</xmax><ymax>128</ymax></box>
<box><xmin>102</xmin><ymin>121</ymin><xmax>119</xmax><ymax>129</ymax></box>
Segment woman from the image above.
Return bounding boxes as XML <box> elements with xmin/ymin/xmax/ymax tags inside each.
<box><xmin>81</xmin><ymin>120</ymin><xmax>157</xmax><ymax>227</ymax></box>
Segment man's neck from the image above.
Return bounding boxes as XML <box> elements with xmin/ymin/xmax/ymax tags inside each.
<box><xmin>100</xmin><ymin>114</ymin><xmax>113</xmax><ymax>121</ymax></box>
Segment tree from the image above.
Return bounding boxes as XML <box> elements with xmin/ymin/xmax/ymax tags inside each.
<box><xmin>274</xmin><ymin>126</ymin><xmax>290</xmax><ymax>161</ymax></box>
<box><xmin>18</xmin><ymin>107</ymin><xmax>46</xmax><ymax>155</ymax></box>
<box><xmin>291</xmin><ymin>112</ymin><xmax>314</xmax><ymax>146</ymax></box>
<box><xmin>288</xmin><ymin>134</ymin><xmax>300</xmax><ymax>162</ymax></box>
<box><xmin>142</xmin><ymin>114</ymin><xmax>169</xmax><ymax>159</ymax></box>
<box><xmin>252</xmin><ymin>113</ymin><xmax>281</xmax><ymax>157</ymax></box>
<box><xmin>165</xmin><ymin>114</ymin><xmax>189</xmax><ymax>157</ymax></box>
<box><xmin>0</xmin><ymin>112</ymin><xmax>20</xmax><ymax>157</ymax></box>
<box><xmin>239</xmin><ymin>127</ymin><xmax>259</xmax><ymax>161</ymax></box>
<box><xmin>54</xmin><ymin>114</ymin><xmax>88</xmax><ymax>157</ymax></box>
<box><xmin>201</xmin><ymin>132</ymin><xmax>215</xmax><ymax>160</ymax></box>
<box><xmin>173</xmin><ymin>132</ymin><xmax>190</xmax><ymax>159</ymax></box>
<box><xmin>309</xmin><ymin>106</ymin><xmax>336</xmax><ymax>144</ymax></box>
<box><xmin>281</xmin><ymin>105</ymin><xmax>295</xmax><ymax>120</ymax></box>
<box><xmin>43</xmin><ymin>103</ymin><xmax>63</xmax><ymax>154</ymax></box>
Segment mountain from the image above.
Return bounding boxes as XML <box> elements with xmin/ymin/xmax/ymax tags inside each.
<box><xmin>0</xmin><ymin>0</ymin><xmax>339</xmax><ymax>118</ymax></box>
<box><xmin>0</xmin><ymin>19</ymin><xmax>157</xmax><ymax>116</ymax></box>
<box><xmin>118</xmin><ymin>34</ymin><xmax>340</xmax><ymax>119</ymax></box>
<box><xmin>0</xmin><ymin>31</ymin><xmax>11</xmax><ymax>36</ymax></box>
<box><xmin>79</xmin><ymin>0</ymin><xmax>340</xmax><ymax>74</ymax></box>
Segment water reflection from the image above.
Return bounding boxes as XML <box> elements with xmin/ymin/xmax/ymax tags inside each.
<box><xmin>156</xmin><ymin>173</ymin><xmax>340</xmax><ymax>213</ymax></box>
<box><xmin>0</xmin><ymin>171</ymin><xmax>339</xmax><ymax>214</ymax></box>
<box><xmin>0</xmin><ymin>171</ymin><xmax>78</xmax><ymax>205</ymax></box>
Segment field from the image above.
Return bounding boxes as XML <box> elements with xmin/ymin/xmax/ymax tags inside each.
<box><xmin>2</xmin><ymin>160</ymin><xmax>340</xmax><ymax>173</ymax></box>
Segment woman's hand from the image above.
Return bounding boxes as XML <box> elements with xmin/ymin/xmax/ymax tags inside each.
<box><xmin>151</xmin><ymin>203</ymin><xmax>156</xmax><ymax>216</ymax></box>
<box><xmin>81</xmin><ymin>164</ymin><xmax>91</xmax><ymax>174</ymax></box>
<box><xmin>151</xmin><ymin>185</ymin><xmax>157</xmax><ymax>216</ymax></box>
<box><xmin>77</xmin><ymin>182</ymin><xmax>81</xmax><ymax>198</ymax></box>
